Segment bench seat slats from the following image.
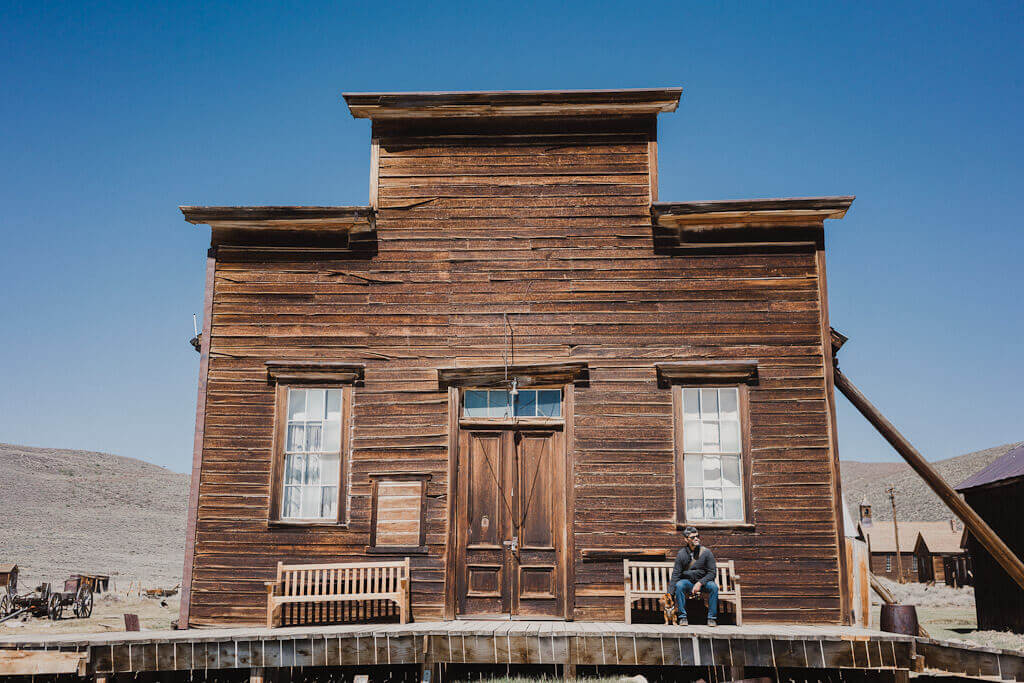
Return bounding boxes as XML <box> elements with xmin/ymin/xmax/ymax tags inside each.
<box><xmin>624</xmin><ymin>559</ymin><xmax>742</xmax><ymax>625</ymax></box>
<box><xmin>266</xmin><ymin>559</ymin><xmax>410</xmax><ymax>628</ymax></box>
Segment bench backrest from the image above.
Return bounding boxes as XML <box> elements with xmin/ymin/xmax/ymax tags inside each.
<box><xmin>625</xmin><ymin>560</ymin><xmax>737</xmax><ymax>594</ymax></box>
<box><xmin>275</xmin><ymin>560</ymin><xmax>410</xmax><ymax>599</ymax></box>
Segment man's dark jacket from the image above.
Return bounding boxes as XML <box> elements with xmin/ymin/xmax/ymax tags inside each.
<box><xmin>670</xmin><ymin>545</ymin><xmax>717</xmax><ymax>586</ymax></box>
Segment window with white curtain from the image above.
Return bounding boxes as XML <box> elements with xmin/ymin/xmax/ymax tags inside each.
<box><xmin>681</xmin><ymin>387</ymin><xmax>744</xmax><ymax>522</ymax></box>
<box><xmin>281</xmin><ymin>387</ymin><xmax>342</xmax><ymax>520</ymax></box>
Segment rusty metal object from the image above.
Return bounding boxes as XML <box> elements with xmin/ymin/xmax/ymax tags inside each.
<box><xmin>880</xmin><ymin>604</ymin><xmax>919</xmax><ymax>636</ymax></box>
<box><xmin>144</xmin><ymin>584</ymin><xmax>180</xmax><ymax>598</ymax></box>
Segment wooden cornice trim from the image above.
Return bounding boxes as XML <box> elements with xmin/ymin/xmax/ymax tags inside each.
<box><xmin>344</xmin><ymin>88</ymin><xmax>682</xmax><ymax>120</ymax></box>
<box><xmin>180</xmin><ymin>206</ymin><xmax>375</xmax><ymax>231</ymax></box>
<box><xmin>367</xmin><ymin>472</ymin><xmax>432</xmax><ymax>480</ymax></box>
<box><xmin>437</xmin><ymin>361</ymin><xmax>589</xmax><ymax>388</ymax></box>
<box><xmin>655</xmin><ymin>360</ymin><xmax>759</xmax><ymax>386</ymax></box>
<box><xmin>652</xmin><ymin>196</ymin><xmax>854</xmax><ymax>231</ymax></box>
<box><xmin>265</xmin><ymin>361</ymin><xmax>365</xmax><ymax>385</ymax></box>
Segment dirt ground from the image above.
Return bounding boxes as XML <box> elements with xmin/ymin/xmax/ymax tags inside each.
<box><xmin>0</xmin><ymin>590</ymin><xmax>180</xmax><ymax>635</ymax></box>
<box><xmin>873</xmin><ymin>577</ymin><xmax>1024</xmax><ymax>652</ymax></box>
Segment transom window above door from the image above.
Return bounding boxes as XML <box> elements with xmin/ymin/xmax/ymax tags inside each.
<box><xmin>462</xmin><ymin>389</ymin><xmax>562</xmax><ymax>418</ymax></box>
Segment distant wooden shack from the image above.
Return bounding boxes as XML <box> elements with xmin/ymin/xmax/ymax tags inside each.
<box><xmin>865</xmin><ymin>521</ymin><xmax>963</xmax><ymax>583</ymax></box>
<box><xmin>178</xmin><ymin>88</ymin><xmax>857</xmax><ymax>628</ymax></box>
<box><xmin>957</xmin><ymin>443</ymin><xmax>1024</xmax><ymax>632</ymax></box>
<box><xmin>0</xmin><ymin>564</ymin><xmax>17</xmax><ymax>593</ymax></box>
<box><xmin>912</xmin><ymin>524</ymin><xmax>969</xmax><ymax>585</ymax></box>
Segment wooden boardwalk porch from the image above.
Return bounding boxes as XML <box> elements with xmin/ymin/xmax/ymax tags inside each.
<box><xmin>3</xmin><ymin>620</ymin><xmax>1024</xmax><ymax>681</ymax></box>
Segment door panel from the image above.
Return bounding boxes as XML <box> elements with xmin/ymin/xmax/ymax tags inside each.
<box><xmin>467</xmin><ymin>432</ymin><xmax>503</xmax><ymax>547</ymax></box>
<box><xmin>455</xmin><ymin>426</ymin><xmax>564</xmax><ymax>618</ymax></box>
<box><xmin>517</xmin><ymin>431</ymin><xmax>556</xmax><ymax>549</ymax></box>
<box><xmin>457</xmin><ymin>431</ymin><xmax>511</xmax><ymax>615</ymax></box>
<box><xmin>513</xmin><ymin>429</ymin><xmax>563</xmax><ymax>617</ymax></box>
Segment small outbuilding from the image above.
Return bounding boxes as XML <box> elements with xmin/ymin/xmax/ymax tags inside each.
<box><xmin>956</xmin><ymin>443</ymin><xmax>1024</xmax><ymax>632</ymax></box>
<box><xmin>0</xmin><ymin>564</ymin><xmax>17</xmax><ymax>593</ymax></box>
<box><xmin>865</xmin><ymin>521</ymin><xmax>962</xmax><ymax>583</ymax></box>
<box><xmin>912</xmin><ymin>522</ymin><xmax>968</xmax><ymax>585</ymax></box>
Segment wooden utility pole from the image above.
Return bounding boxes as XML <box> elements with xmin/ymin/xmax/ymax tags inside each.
<box><xmin>833</xmin><ymin>367</ymin><xmax>1024</xmax><ymax>593</ymax></box>
<box><xmin>888</xmin><ymin>486</ymin><xmax>904</xmax><ymax>583</ymax></box>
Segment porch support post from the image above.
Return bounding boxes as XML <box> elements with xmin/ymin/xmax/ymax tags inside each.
<box><xmin>833</xmin><ymin>367</ymin><xmax>1024</xmax><ymax>591</ymax></box>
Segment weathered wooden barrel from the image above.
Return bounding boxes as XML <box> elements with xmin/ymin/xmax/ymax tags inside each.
<box><xmin>880</xmin><ymin>604</ymin><xmax>919</xmax><ymax>635</ymax></box>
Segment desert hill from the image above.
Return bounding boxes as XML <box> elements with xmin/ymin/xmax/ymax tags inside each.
<box><xmin>840</xmin><ymin>441</ymin><xmax>1021</xmax><ymax>522</ymax></box>
<box><xmin>1</xmin><ymin>438</ymin><xmax>1018</xmax><ymax>592</ymax></box>
<box><xmin>0</xmin><ymin>443</ymin><xmax>189</xmax><ymax>590</ymax></box>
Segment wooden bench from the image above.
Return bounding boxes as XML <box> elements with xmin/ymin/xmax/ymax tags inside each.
<box><xmin>624</xmin><ymin>559</ymin><xmax>742</xmax><ymax>624</ymax></box>
<box><xmin>265</xmin><ymin>559</ymin><xmax>410</xmax><ymax>628</ymax></box>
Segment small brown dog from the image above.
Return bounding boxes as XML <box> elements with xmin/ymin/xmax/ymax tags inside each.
<box><xmin>660</xmin><ymin>593</ymin><xmax>678</xmax><ymax>625</ymax></box>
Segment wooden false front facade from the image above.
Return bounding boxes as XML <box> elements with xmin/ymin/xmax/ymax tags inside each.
<box><xmin>179</xmin><ymin>89</ymin><xmax>854</xmax><ymax>628</ymax></box>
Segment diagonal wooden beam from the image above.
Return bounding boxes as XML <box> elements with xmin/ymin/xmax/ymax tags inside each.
<box><xmin>833</xmin><ymin>367</ymin><xmax>1024</xmax><ymax>592</ymax></box>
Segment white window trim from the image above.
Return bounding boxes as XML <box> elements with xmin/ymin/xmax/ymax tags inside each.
<box><xmin>681</xmin><ymin>387</ymin><xmax>745</xmax><ymax>523</ymax></box>
<box><xmin>280</xmin><ymin>387</ymin><xmax>344</xmax><ymax>522</ymax></box>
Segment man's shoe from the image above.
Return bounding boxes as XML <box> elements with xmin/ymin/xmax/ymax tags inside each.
<box><xmin>678</xmin><ymin>618</ymin><xmax>688</xmax><ymax>626</ymax></box>
<box><xmin>707</xmin><ymin>619</ymin><xmax>717</xmax><ymax>627</ymax></box>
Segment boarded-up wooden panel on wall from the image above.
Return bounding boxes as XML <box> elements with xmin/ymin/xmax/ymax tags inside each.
<box><xmin>373</xmin><ymin>479</ymin><xmax>425</xmax><ymax>548</ymax></box>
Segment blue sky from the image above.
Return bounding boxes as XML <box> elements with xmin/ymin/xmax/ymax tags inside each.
<box><xmin>2</xmin><ymin>1</ymin><xmax>1021</xmax><ymax>473</ymax></box>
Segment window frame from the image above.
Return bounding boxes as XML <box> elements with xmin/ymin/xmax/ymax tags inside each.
<box><xmin>459</xmin><ymin>386</ymin><xmax>565</xmax><ymax>424</ymax></box>
<box><xmin>671</xmin><ymin>383</ymin><xmax>754</xmax><ymax>529</ymax></box>
<box><xmin>367</xmin><ymin>472</ymin><xmax>431</xmax><ymax>554</ymax></box>
<box><xmin>268</xmin><ymin>382</ymin><xmax>354</xmax><ymax>527</ymax></box>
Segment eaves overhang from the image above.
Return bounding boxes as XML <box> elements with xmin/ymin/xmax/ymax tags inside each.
<box><xmin>180</xmin><ymin>206</ymin><xmax>375</xmax><ymax>231</ymax></box>
<box><xmin>652</xmin><ymin>196</ymin><xmax>854</xmax><ymax>231</ymax></box>
<box><xmin>343</xmin><ymin>88</ymin><xmax>683</xmax><ymax>120</ymax></box>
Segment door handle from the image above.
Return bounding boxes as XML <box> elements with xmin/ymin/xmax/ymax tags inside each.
<box><xmin>503</xmin><ymin>537</ymin><xmax>519</xmax><ymax>553</ymax></box>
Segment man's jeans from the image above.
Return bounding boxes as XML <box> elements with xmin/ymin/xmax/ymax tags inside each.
<box><xmin>674</xmin><ymin>579</ymin><xmax>719</xmax><ymax>621</ymax></box>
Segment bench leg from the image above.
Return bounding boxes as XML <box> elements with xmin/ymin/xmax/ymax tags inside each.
<box><xmin>624</xmin><ymin>593</ymin><xmax>632</xmax><ymax>624</ymax></box>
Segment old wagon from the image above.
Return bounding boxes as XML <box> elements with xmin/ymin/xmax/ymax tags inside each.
<box><xmin>0</xmin><ymin>579</ymin><xmax>93</xmax><ymax>621</ymax></box>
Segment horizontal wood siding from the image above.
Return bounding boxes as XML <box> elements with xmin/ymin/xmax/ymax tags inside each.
<box><xmin>187</xmin><ymin>115</ymin><xmax>842</xmax><ymax>625</ymax></box>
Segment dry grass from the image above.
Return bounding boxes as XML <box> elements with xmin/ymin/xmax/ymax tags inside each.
<box><xmin>0</xmin><ymin>591</ymin><xmax>180</xmax><ymax>634</ymax></box>
<box><xmin>872</xmin><ymin>576</ymin><xmax>975</xmax><ymax>608</ymax></box>
<box><xmin>0</xmin><ymin>442</ymin><xmax>188</xmax><ymax>590</ymax></box>
<box><xmin>870</xmin><ymin>578</ymin><xmax>1024</xmax><ymax>652</ymax></box>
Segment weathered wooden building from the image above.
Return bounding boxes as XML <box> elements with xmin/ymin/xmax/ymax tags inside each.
<box><xmin>957</xmin><ymin>443</ymin><xmax>1024</xmax><ymax>632</ymax></box>
<box><xmin>912</xmin><ymin>523</ymin><xmax>969</xmax><ymax>585</ymax></box>
<box><xmin>865</xmin><ymin>520</ymin><xmax>963</xmax><ymax>583</ymax></box>
<box><xmin>179</xmin><ymin>88</ymin><xmax>855</xmax><ymax>628</ymax></box>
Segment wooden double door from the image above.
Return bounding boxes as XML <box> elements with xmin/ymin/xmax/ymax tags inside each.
<box><xmin>455</xmin><ymin>426</ymin><xmax>566</xmax><ymax>618</ymax></box>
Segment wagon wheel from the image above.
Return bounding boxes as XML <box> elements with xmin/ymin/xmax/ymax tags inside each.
<box><xmin>0</xmin><ymin>592</ymin><xmax>11</xmax><ymax>618</ymax></box>
<box><xmin>47</xmin><ymin>593</ymin><xmax>63</xmax><ymax>620</ymax></box>
<box><xmin>74</xmin><ymin>585</ymin><xmax>94</xmax><ymax>618</ymax></box>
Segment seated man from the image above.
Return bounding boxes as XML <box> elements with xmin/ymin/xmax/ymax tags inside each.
<box><xmin>671</xmin><ymin>526</ymin><xmax>719</xmax><ymax>626</ymax></box>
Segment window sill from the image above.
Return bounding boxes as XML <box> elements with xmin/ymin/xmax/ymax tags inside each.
<box><xmin>365</xmin><ymin>545</ymin><xmax>429</xmax><ymax>555</ymax></box>
<box><xmin>268</xmin><ymin>520</ymin><xmax>349</xmax><ymax>529</ymax></box>
<box><xmin>677</xmin><ymin>521</ymin><xmax>755</xmax><ymax>531</ymax></box>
